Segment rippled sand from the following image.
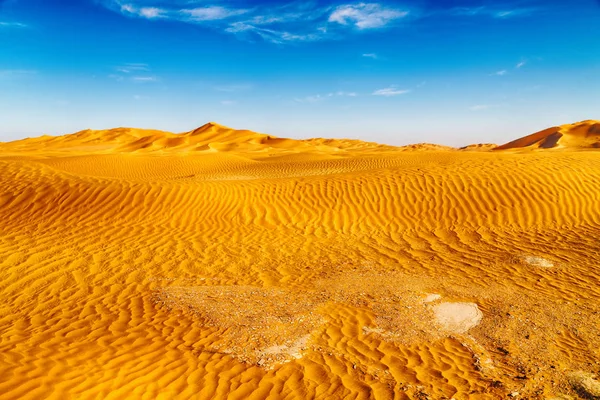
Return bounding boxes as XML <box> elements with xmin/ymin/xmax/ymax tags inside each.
<box><xmin>0</xmin><ymin>121</ymin><xmax>599</xmax><ymax>399</ymax></box>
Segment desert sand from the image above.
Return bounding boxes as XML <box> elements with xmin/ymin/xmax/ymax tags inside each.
<box><xmin>0</xmin><ymin>120</ymin><xmax>599</xmax><ymax>399</ymax></box>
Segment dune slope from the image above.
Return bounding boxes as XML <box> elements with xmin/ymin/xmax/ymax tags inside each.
<box><xmin>496</xmin><ymin>120</ymin><xmax>600</xmax><ymax>150</ymax></box>
<box><xmin>0</xmin><ymin>123</ymin><xmax>599</xmax><ymax>399</ymax></box>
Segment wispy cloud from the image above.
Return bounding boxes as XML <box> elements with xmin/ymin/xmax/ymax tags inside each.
<box><xmin>494</xmin><ymin>9</ymin><xmax>534</xmax><ymax>18</ymax></box>
<box><xmin>332</xmin><ymin>91</ymin><xmax>358</xmax><ymax>97</ymax></box>
<box><xmin>116</xmin><ymin>63</ymin><xmax>149</xmax><ymax>73</ymax></box>
<box><xmin>295</xmin><ymin>94</ymin><xmax>326</xmax><ymax>103</ymax></box>
<box><xmin>295</xmin><ymin>91</ymin><xmax>359</xmax><ymax>103</ymax></box>
<box><xmin>451</xmin><ymin>6</ymin><xmax>536</xmax><ymax>19</ymax></box>
<box><xmin>225</xmin><ymin>23</ymin><xmax>323</xmax><ymax>44</ymax></box>
<box><xmin>99</xmin><ymin>1</ymin><xmax>411</xmax><ymax>44</ymax></box>
<box><xmin>183</xmin><ymin>6</ymin><xmax>248</xmax><ymax>22</ymax></box>
<box><xmin>119</xmin><ymin>4</ymin><xmax>165</xmax><ymax>19</ymax></box>
<box><xmin>329</xmin><ymin>3</ymin><xmax>409</xmax><ymax>29</ymax></box>
<box><xmin>469</xmin><ymin>104</ymin><xmax>491</xmax><ymax>111</ymax></box>
<box><xmin>490</xmin><ymin>60</ymin><xmax>527</xmax><ymax>76</ymax></box>
<box><xmin>0</xmin><ymin>21</ymin><xmax>27</xmax><ymax>28</ymax></box>
<box><xmin>132</xmin><ymin>76</ymin><xmax>157</xmax><ymax>82</ymax></box>
<box><xmin>372</xmin><ymin>87</ymin><xmax>410</xmax><ymax>96</ymax></box>
<box><xmin>139</xmin><ymin>7</ymin><xmax>164</xmax><ymax>19</ymax></box>
<box><xmin>99</xmin><ymin>1</ymin><xmax>533</xmax><ymax>44</ymax></box>
<box><xmin>362</xmin><ymin>53</ymin><xmax>378</xmax><ymax>59</ymax></box>
<box><xmin>109</xmin><ymin>63</ymin><xmax>158</xmax><ymax>83</ymax></box>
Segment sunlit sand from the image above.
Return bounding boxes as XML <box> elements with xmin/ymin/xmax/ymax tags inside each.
<box><xmin>0</xmin><ymin>120</ymin><xmax>599</xmax><ymax>399</ymax></box>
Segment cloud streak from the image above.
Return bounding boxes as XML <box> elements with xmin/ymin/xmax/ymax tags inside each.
<box><xmin>372</xmin><ymin>87</ymin><xmax>410</xmax><ymax>96</ymax></box>
<box><xmin>99</xmin><ymin>1</ymin><xmax>536</xmax><ymax>44</ymax></box>
<box><xmin>139</xmin><ymin>7</ymin><xmax>163</xmax><ymax>19</ymax></box>
<box><xmin>450</xmin><ymin>6</ymin><xmax>536</xmax><ymax>19</ymax></box>
<box><xmin>183</xmin><ymin>6</ymin><xmax>249</xmax><ymax>22</ymax></box>
<box><xmin>100</xmin><ymin>1</ymin><xmax>410</xmax><ymax>43</ymax></box>
<box><xmin>329</xmin><ymin>3</ymin><xmax>408</xmax><ymax>29</ymax></box>
<box><xmin>109</xmin><ymin>63</ymin><xmax>158</xmax><ymax>83</ymax></box>
<box><xmin>116</xmin><ymin>63</ymin><xmax>149</xmax><ymax>73</ymax></box>
<box><xmin>295</xmin><ymin>91</ymin><xmax>359</xmax><ymax>103</ymax></box>
<box><xmin>0</xmin><ymin>21</ymin><xmax>27</xmax><ymax>28</ymax></box>
<box><xmin>131</xmin><ymin>76</ymin><xmax>157</xmax><ymax>82</ymax></box>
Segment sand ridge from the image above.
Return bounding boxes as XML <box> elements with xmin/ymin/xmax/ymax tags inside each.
<box><xmin>0</xmin><ymin>121</ymin><xmax>599</xmax><ymax>399</ymax></box>
<box><xmin>496</xmin><ymin>120</ymin><xmax>600</xmax><ymax>150</ymax></box>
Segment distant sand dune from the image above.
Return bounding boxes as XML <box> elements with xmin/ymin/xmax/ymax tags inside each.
<box><xmin>0</xmin><ymin>121</ymin><xmax>599</xmax><ymax>399</ymax></box>
<box><xmin>496</xmin><ymin>120</ymin><xmax>600</xmax><ymax>150</ymax></box>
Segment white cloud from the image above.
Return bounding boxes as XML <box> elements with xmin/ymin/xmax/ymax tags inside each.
<box><xmin>295</xmin><ymin>94</ymin><xmax>325</xmax><ymax>103</ymax></box>
<box><xmin>516</xmin><ymin>61</ymin><xmax>526</xmax><ymax>68</ymax></box>
<box><xmin>276</xmin><ymin>30</ymin><xmax>321</xmax><ymax>42</ymax></box>
<box><xmin>116</xmin><ymin>63</ymin><xmax>149</xmax><ymax>73</ymax></box>
<box><xmin>329</xmin><ymin>91</ymin><xmax>358</xmax><ymax>97</ymax></box>
<box><xmin>0</xmin><ymin>21</ymin><xmax>28</xmax><ymax>28</ymax></box>
<box><xmin>492</xmin><ymin>70</ymin><xmax>508</xmax><ymax>76</ymax></box>
<box><xmin>249</xmin><ymin>15</ymin><xmax>285</xmax><ymax>25</ymax></box>
<box><xmin>119</xmin><ymin>4</ymin><xmax>165</xmax><ymax>19</ymax></box>
<box><xmin>470</xmin><ymin>104</ymin><xmax>491</xmax><ymax>111</ymax></box>
<box><xmin>225</xmin><ymin>22</ymin><xmax>254</xmax><ymax>33</ymax></box>
<box><xmin>132</xmin><ymin>76</ymin><xmax>157</xmax><ymax>82</ymax></box>
<box><xmin>226</xmin><ymin>23</ymin><xmax>322</xmax><ymax>44</ymax></box>
<box><xmin>451</xmin><ymin>7</ymin><xmax>535</xmax><ymax>19</ymax></box>
<box><xmin>362</xmin><ymin>53</ymin><xmax>378</xmax><ymax>59</ymax></box>
<box><xmin>139</xmin><ymin>7</ymin><xmax>164</xmax><ymax>19</ymax></box>
<box><xmin>121</xmin><ymin>4</ymin><xmax>135</xmax><ymax>14</ymax></box>
<box><xmin>372</xmin><ymin>87</ymin><xmax>410</xmax><ymax>96</ymax></box>
<box><xmin>100</xmin><ymin>1</ymin><xmax>408</xmax><ymax>44</ymax></box>
<box><xmin>108</xmin><ymin>74</ymin><xmax>125</xmax><ymax>81</ymax></box>
<box><xmin>296</xmin><ymin>91</ymin><xmax>358</xmax><ymax>103</ymax></box>
<box><xmin>110</xmin><ymin>64</ymin><xmax>158</xmax><ymax>83</ymax></box>
<box><xmin>450</xmin><ymin>7</ymin><xmax>483</xmax><ymax>16</ymax></box>
<box><xmin>183</xmin><ymin>6</ymin><xmax>248</xmax><ymax>22</ymax></box>
<box><xmin>329</xmin><ymin>3</ymin><xmax>408</xmax><ymax>29</ymax></box>
<box><xmin>99</xmin><ymin>1</ymin><xmax>537</xmax><ymax>45</ymax></box>
<box><xmin>495</xmin><ymin>11</ymin><xmax>514</xmax><ymax>18</ymax></box>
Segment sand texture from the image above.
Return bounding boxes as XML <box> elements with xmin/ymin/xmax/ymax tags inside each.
<box><xmin>0</xmin><ymin>120</ymin><xmax>599</xmax><ymax>399</ymax></box>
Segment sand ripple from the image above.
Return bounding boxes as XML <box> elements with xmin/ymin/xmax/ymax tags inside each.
<box><xmin>0</xmin><ymin>123</ymin><xmax>599</xmax><ymax>399</ymax></box>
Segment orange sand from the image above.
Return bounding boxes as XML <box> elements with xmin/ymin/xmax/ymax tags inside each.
<box><xmin>0</xmin><ymin>120</ymin><xmax>599</xmax><ymax>399</ymax></box>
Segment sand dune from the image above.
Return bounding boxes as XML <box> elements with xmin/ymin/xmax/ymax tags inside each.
<box><xmin>496</xmin><ymin>120</ymin><xmax>600</xmax><ymax>150</ymax></box>
<box><xmin>0</xmin><ymin>121</ymin><xmax>599</xmax><ymax>399</ymax></box>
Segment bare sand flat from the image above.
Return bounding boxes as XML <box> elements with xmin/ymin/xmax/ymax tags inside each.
<box><xmin>0</xmin><ymin>120</ymin><xmax>599</xmax><ymax>399</ymax></box>
<box><xmin>433</xmin><ymin>302</ymin><xmax>483</xmax><ymax>333</ymax></box>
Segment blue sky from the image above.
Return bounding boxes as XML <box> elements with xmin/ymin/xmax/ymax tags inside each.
<box><xmin>0</xmin><ymin>0</ymin><xmax>599</xmax><ymax>146</ymax></box>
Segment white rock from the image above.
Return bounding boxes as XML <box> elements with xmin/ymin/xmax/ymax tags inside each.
<box><xmin>433</xmin><ymin>302</ymin><xmax>483</xmax><ymax>333</ymax></box>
